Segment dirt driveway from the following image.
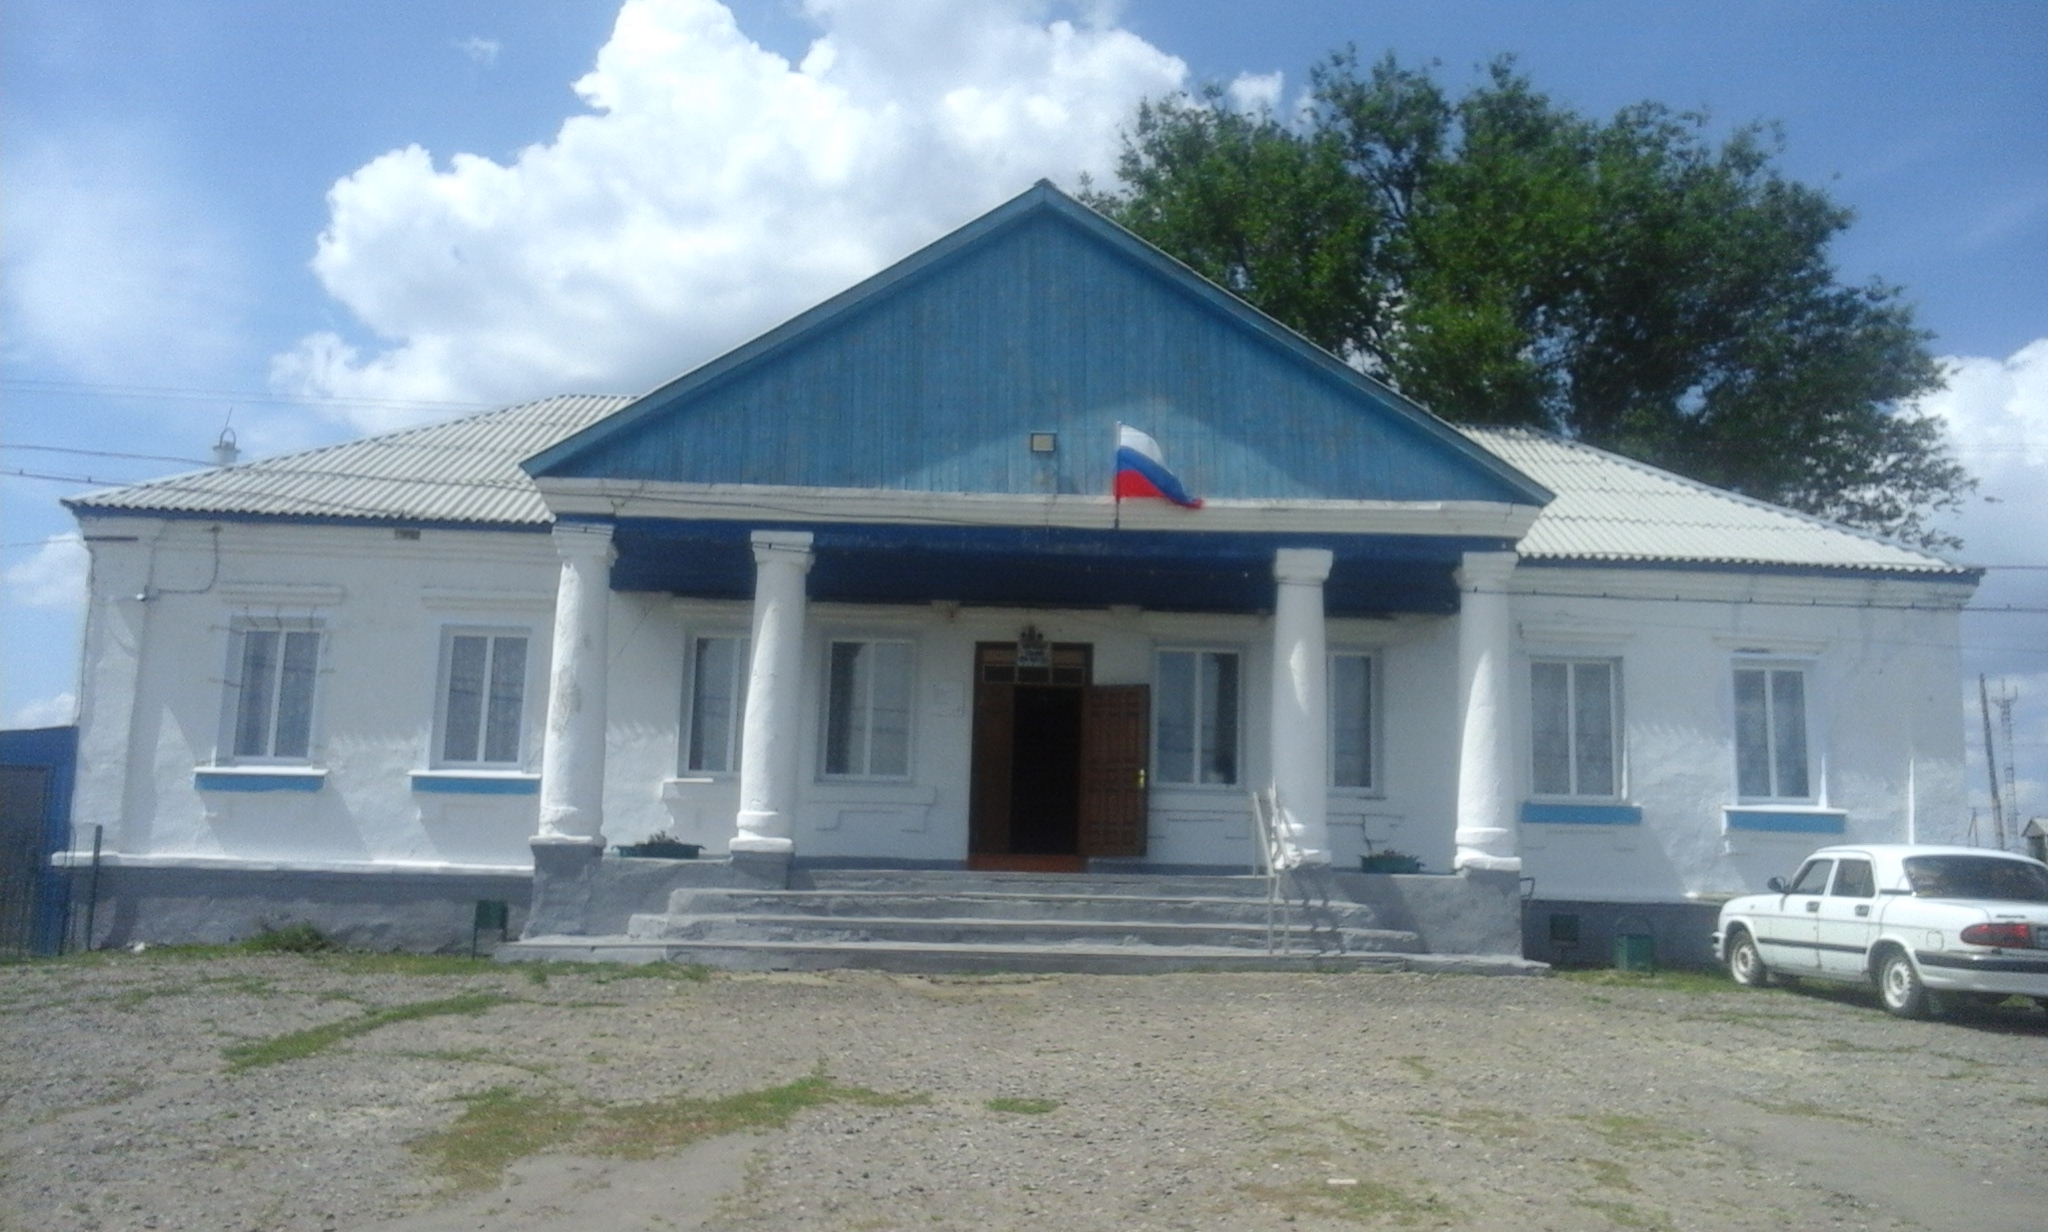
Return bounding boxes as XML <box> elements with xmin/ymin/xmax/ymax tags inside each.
<box><xmin>2</xmin><ymin>952</ymin><xmax>2043</xmax><ymax>1232</ymax></box>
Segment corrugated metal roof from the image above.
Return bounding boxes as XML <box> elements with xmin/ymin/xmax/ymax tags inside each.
<box><xmin>67</xmin><ymin>395</ymin><xmax>1970</xmax><ymax>577</ymax></box>
<box><xmin>67</xmin><ymin>395</ymin><xmax>631</xmax><ymax>527</ymax></box>
<box><xmin>1464</xmin><ymin>426</ymin><xmax>1967</xmax><ymax>575</ymax></box>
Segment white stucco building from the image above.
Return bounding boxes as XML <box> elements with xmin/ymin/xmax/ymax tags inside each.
<box><xmin>59</xmin><ymin>186</ymin><xmax>1979</xmax><ymax>962</ymax></box>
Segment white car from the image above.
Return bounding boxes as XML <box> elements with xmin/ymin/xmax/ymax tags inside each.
<box><xmin>1714</xmin><ymin>844</ymin><xmax>2048</xmax><ymax>1019</ymax></box>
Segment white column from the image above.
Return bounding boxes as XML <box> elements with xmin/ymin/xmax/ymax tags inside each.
<box><xmin>732</xmin><ymin>530</ymin><xmax>815</xmax><ymax>854</ymax></box>
<box><xmin>537</xmin><ymin>522</ymin><xmax>616</xmax><ymax>843</ymax></box>
<box><xmin>1270</xmin><ymin>548</ymin><xmax>1335</xmax><ymax>867</ymax></box>
<box><xmin>1454</xmin><ymin>550</ymin><xmax>1521</xmax><ymax>872</ymax></box>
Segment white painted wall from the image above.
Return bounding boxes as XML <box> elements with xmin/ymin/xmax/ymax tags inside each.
<box><xmin>71</xmin><ymin>518</ymin><xmax>1972</xmax><ymax>904</ymax></box>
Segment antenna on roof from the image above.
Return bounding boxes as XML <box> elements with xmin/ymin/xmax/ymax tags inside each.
<box><xmin>212</xmin><ymin>409</ymin><xmax>239</xmax><ymax>467</ymax></box>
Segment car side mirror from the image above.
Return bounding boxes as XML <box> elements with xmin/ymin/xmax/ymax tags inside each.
<box><xmin>1766</xmin><ymin>876</ymin><xmax>1787</xmax><ymax>893</ymax></box>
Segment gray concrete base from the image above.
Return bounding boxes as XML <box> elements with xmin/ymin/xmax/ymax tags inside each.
<box><xmin>508</xmin><ymin>860</ymin><xmax>1533</xmax><ymax>975</ymax></box>
<box><xmin>1523</xmin><ymin>899</ymin><xmax>1723</xmax><ymax>970</ymax></box>
<box><xmin>500</xmin><ymin>935</ymin><xmax>1549</xmax><ymax>977</ymax></box>
<box><xmin>64</xmin><ymin>863</ymin><xmax>531</xmax><ymax>953</ymax></box>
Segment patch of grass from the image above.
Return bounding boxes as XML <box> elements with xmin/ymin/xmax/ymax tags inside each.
<box><xmin>1582</xmin><ymin>1158</ymin><xmax>1637</xmax><ymax>1190</ymax></box>
<box><xmin>1558</xmin><ymin>968</ymin><xmax>1734</xmax><ymax>995</ymax></box>
<box><xmin>585</xmin><ymin>1072</ymin><xmax>925</xmax><ymax>1160</ymax></box>
<box><xmin>1744</xmin><ymin>1099</ymin><xmax>1876</xmax><ymax>1126</ymax></box>
<box><xmin>1814</xmin><ymin>1037</ymin><xmax>1911</xmax><ymax>1055</ymax></box>
<box><xmin>414</xmin><ymin>1086</ymin><xmax>586</xmax><ymax>1193</ymax></box>
<box><xmin>985</xmin><ymin>1097</ymin><xmax>1060</xmax><ymax>1114</ymax></box>
<box><xmin>1393</xmin><ymin>1055</ymin><xmax>1435</xmax><ymax>1080</ymax></box>
<box><xmin>238</xmin><ymin>923</ymin><xmax>340</xmax><ymax>953</ymax></box>
<box><xmin>333</xmin><ymin>953</ymin><xmax>501</xmax><ymax>977</ymax></box>
<box><xmin>1572</xmin><ymin>1197</ymin><xmax>1675</xmax><ymax>1230</ymax></box>
<box><xmin>223</xmin><ymin>992</ymin><xmax>512</xmax><ymax>1070</ymax></box>
<box><xmin>1576</xmin><ymin>1115</ymin><xmax>1696</xmax><ymax>1152</ymax></box>
<box><xmin>1242</xmin><ymin>1179</ymin><xmax>1453</xmax><ymax>1227</ymax></box>
<box><xmin>1412</xmin><ymin>1106</ymin><xmax>1531</xmax><ymax>1142</ymax></box>
<box><xmin>515</xmin><ymin>960</ymin><xmax>711</xmax><ymax>986</ymax></box>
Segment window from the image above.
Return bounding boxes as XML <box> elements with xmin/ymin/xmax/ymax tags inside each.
<box><xmin>1734</xmin><ymin>664</ymin><xmax>1810</xmax><ymax>800</ymax></box>
<box><xmin>437</xmin><ymin>630</ymin><xmax>529</xmax><ymax>766</ymax></box>
<box><xmin>1156</xmin><ymin>650</ymin><xmax>1240</xmax><ymax>785</ymax></box>
<box><xmin>227</xmin><ymin>624</ymin><xmax>321</xmax><ymax>760</ymax></box>
<box><xmin>823</xmin><ymin>640</ymin><xmax>913</xmax><ymax>778</ymax></box>
<box><xmin>685</xmin><ymin>635</ymin><xmax>749</xmax><ymax>774</ymax></box>
<box><xmin>1530</xmin><ymin>659</ymin><xmax>1619</xmax><ymax>797</ymax></box>
<box><xmin>1330</xmin><ymin>652</ymin><xmax>1374</xmax><ymax>789</ymax></box>
<box><xmin>1830</xmin><ymin>859</ymin><xmax>1875</xmax><ymax>899</ymax></box>
<box><xmin>1786</xmin><ymin>858</ymin><xmax>1833</xmax><ymax>896</ymax></box>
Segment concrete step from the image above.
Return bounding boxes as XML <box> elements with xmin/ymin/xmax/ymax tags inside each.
<box><xmin>624</xmin><ymin>910</ymin><xmax>1419</xmax><ymax>953</ymax></box>
<box><xmin>500</xmin><ymin>934</ymin><xmax>1548</xmax><ymax>977</ymax></box>
<box><xmin>662</xmin><ymin>887</ymin><xmax>1390</xmax><ymax>928</ymax></box>
<box><xmin>798</xmin><ymin>869</ymin><xmax>1278</xmax><ymax>898</ymax></box>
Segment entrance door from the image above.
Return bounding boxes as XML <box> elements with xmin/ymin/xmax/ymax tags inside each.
<box><xmin>969</xmin><ymin>643</ymin><xmax>1148</xmax><ymax>867</ymax></box>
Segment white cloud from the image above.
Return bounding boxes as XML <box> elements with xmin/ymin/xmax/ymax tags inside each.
<box><xmin>272</xmin><ymin>0</ymin><xmax>1185</xmax><ymax>431</ymax></box>
<box><xmin>1921</xmin><ymin>338</ymin><xmax>2048</xmax><ymax>827</ymax></box>
<box><xmin>1924</xmin><ymin>337</ymin><xmax>2048</xmax><ymax>566</ymax></box>
<box><xmin>0</xmin><ymin>130</ymin><xmax>246</xmax><ymax>386</ymax></box>
<box><xmin>1226</xmin><ymin>70</ymin><xmax>1284</xmax><ymax>114</ymax></box>
<box><xmin>3</xmin><ymin>535</ymin><xmax>88</xmax><ymax>612</ymax></box>
<box><xmin>456</xmin><ymin>36</ymin><xmax>502</xmax><ymax>66</ymax></box>
<box><xmin>7</xmin><ymin>691</ymin><xmax>77</xmax><ymax>729</ymax></box>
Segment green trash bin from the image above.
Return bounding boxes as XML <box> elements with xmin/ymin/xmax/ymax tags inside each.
<box><xmin>1613</xmin><ymin>915</ymin><xmax>1655</xmax><ymax>972</ymax></box>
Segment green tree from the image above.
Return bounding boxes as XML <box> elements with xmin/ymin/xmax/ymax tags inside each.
<box><xmin>1084</xmin><ymin>53</ymin><xmax>1969</xmax><ymax>549</ymax></box>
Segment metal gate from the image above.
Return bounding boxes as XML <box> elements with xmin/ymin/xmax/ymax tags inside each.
<box><xmin>0</xmin><ymin>727</ymin><xmax>77</xmax><ymax>957</ymax></box>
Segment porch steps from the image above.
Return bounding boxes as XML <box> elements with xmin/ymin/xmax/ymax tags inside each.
<box><xmin>498</xmin><ymin>867</ymin><xmax>1546</xmax><ymax>975</ymax></box>
<box><xmin>502</xmin><ymin>934</ymin><xmax>1539</xmax><ymax>976</ymax></box>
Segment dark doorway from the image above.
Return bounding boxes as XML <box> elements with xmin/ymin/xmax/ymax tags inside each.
<box><xmin>969</xmin><ymin>642</ymin><xmax>1149</xmax><ymax>870</ymax></box>
<box><xmin>1007</xmin><ymin>687</ymin><xmax>1081</xmax><ymax>854</ymax></box>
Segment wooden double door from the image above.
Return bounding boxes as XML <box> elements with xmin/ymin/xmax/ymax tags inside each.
<box><xmin>968</xmin><ymin>642</ymin><xmax>1148</xmax><ymax>869</ymax></box>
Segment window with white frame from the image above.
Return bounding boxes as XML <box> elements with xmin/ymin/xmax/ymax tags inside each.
<box><xmin>226</xmin><ymin>623</ymin><xmax>321</xmax><ymax>761</ymax></box>
<box><xmin>437</xmin><ymin>629</ymin><xmax>529</xmax><ymax>767</ymax></box>
<box><xmin>1330</xmin><ymin>652</ymin><xmax>1375</xmax><ymax>790</ymax></box>
<box><xmin>1156</xmin><ymin>649</ymin><xmax>1240</xmax><ymax>786</ymax></box>
<box><xmin>823</xmin><ymin>640</ymin><xmax>913</xmax><ymax>778</ymax></box>
<box><xmin>1530</xmin><ymin>659</ymin><xmax>1620</xmax><ymax>798</ymax></box>
<box><xmin>1734</xmin><ymin>662</ymin><xmax>1811</xmax><ymax>800</ymax></box>
<box><xmin>685</xmin><ymin>635</ymin><xmax>749</xmax><ymax>774</ymax></box>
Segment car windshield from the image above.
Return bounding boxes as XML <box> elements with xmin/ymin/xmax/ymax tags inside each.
<box><xmin>1902</xmin><ymin>856</ymin><xmax>2048</xmax><ymax>903</ymax></box>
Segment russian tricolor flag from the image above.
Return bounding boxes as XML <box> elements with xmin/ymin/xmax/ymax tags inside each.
<box><xmin>1113</xmin><ymin>425</ymin><xmax>1203</xmax><ymax>509</ymax></box>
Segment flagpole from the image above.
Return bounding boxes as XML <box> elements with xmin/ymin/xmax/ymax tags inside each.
<box><xmin>1112</xmin><ymin>421</ymin><xmax>1122</xmax><ymax>531</ymax></box>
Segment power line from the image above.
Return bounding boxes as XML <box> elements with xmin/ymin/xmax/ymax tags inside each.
<box><xmin>0</xmin><ymin>377</ymin><xmax>497</xmax><ymax>414</ymax></box>
<box><xmin>2</xmin><ymin>443</ymin><xmax>213</xmax><ymax>466</ymax></box>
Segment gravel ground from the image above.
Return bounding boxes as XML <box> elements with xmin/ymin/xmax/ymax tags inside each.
<box><xmin>2</xmin><ymin>952</ymin><xmax>2044</xmax><ymax>1232</ymax></box>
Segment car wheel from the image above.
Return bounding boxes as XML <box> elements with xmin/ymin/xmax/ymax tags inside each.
<box><xmin>1726</xmin><ymin>930</ymin><xmax>1772</xmax><ymax>988</ymax></box>
<box><xmin>1877</xmin><ymin>949</ymin><xmax>1934</xmax><ymax>1019</ymax></box>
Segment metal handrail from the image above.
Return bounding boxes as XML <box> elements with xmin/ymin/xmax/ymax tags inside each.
<box><xmin>1248</xmin><ymin>788</ymin><xmax>1295</xmax><ymax>955</ymax></box>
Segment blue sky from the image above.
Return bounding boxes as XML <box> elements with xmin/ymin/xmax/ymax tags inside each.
<box><xmin>4</xmin><ymin>0</ymin><xmax>2045</xmax><ymax>821</ymax></box>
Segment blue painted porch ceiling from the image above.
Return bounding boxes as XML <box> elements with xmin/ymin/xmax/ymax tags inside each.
<box><xmin>529</xmin><ymin>187</ymin><xmax>1545</xmax><ymax>507</ymax></box>
<box><xmin>609</xmin><ymin>519</ymin><xmax>1513</xmax><ymax>615</ymax></box>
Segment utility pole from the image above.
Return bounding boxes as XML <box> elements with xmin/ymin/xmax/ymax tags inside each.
<box><xmin>1978</xmin><ymin>675</ymin><xmax>2006</xmax><ymax>852</ymax></box>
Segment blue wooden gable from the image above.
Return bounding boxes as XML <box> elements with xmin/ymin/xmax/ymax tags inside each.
<box><xmin>525</xmin><ymin>182</ymin><xmax>1548</xmax><ymax>507</ymax></box>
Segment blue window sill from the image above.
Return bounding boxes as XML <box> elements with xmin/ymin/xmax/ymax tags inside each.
<box><xmin>1521</xmin><ymin>802</ymin><xmax>1641</xmax><ymax>826</ymax></box>
<box><xmin>195</xmin><ymin>767</ymin><xmax>327</xmax><ymax>793</ymax></box>
<box><xmin>1723</xmin><ymin>807</ymin><xmax>1845</xmax><ymax>834</ymax></box>
<box><xmin>411</xmin><ymin>771</ymin><xmax>540</xmax><ymax>796</ymax></box>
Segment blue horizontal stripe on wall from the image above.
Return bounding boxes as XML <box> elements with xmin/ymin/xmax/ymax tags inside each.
<box><xmin>194</xmin><ymin>770</ymin><xmax>325</xmax><ymax>793</ymax></box>
<box><xmin>1723</xmin><ymin>809</ymin><xmax>1846</xmax><ymax>834</ymax></box>
<box><xmin>1521</xmin><ymin>802</ymin><xmax>1642</xmax><ymax>826</ymax></box>
<box><xmin>411</xmin><ymin>774</ymin><xmax>540</xmax><ymax>796</ymax></box>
